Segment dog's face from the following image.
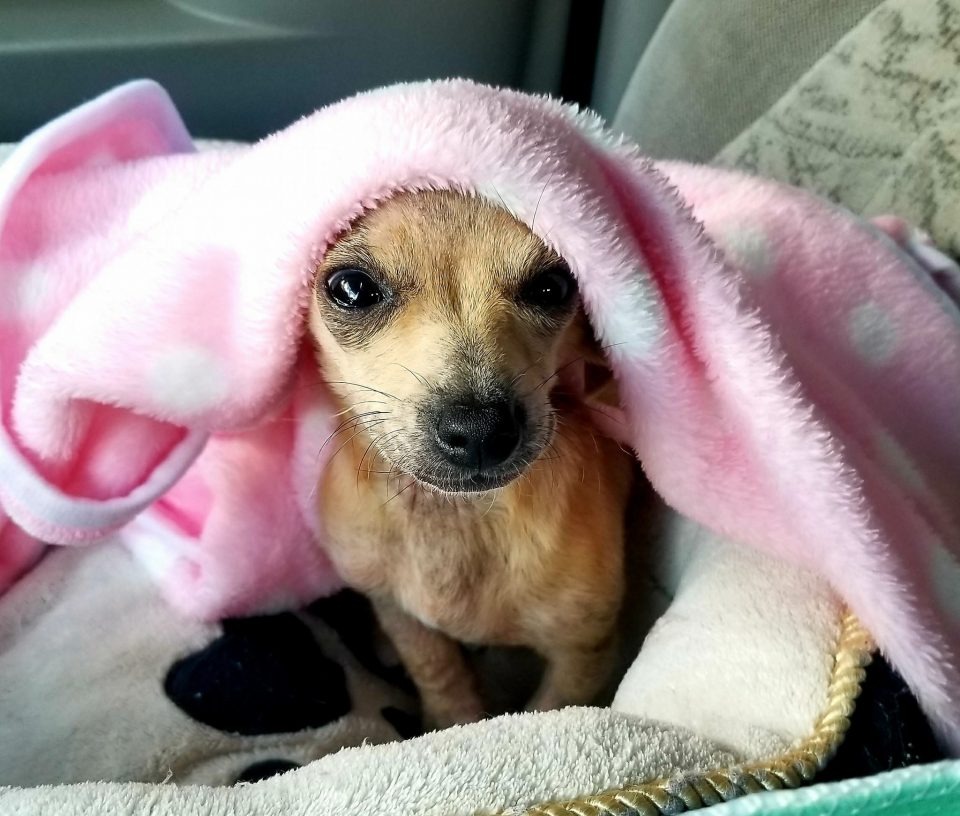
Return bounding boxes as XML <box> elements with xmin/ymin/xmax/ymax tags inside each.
<box><xmin>309</xmin><ymin>189</ymin><xmax>588</xmax><ymax>493</ymax></box>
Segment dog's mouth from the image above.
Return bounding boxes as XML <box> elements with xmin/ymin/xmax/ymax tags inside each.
<box><xmin>409</xmin><ymin>463</ymin><xmax>531</xmax><ymax>494</ymax></box>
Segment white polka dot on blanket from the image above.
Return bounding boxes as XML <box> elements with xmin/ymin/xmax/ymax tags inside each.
<box><xmin>149</xmin><ymin>345</ymin><xmax>229</xmax><ymax>415</ymax></box>
<box><xmin>717</xmin><ymin>225</ymin><xmax>775</xmax><ymax>279</ymax></box>
<box><xmin>9</xmin><ymin>269</ymin><xmax>56</xmax><ymax>319</ymax></box>
<box><xmin>929</xmin><ymin>543</ymin><xmax>960</xmax><ymax>624</ymax></box>
<box><xmin>597</xmin><ymin>275</ymin><xmax>663</xmax><ymax>359</ymax></box>
<box><xmin>848</xmin><ymin>301</ymin><xmax>897</xmax><ymax>365</ymax></box>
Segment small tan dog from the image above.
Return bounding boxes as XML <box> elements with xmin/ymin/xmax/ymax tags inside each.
<box><xmin>309</xmin><ymin>189</ymin><xmax>633</xmax><ymax>727</ymax></box>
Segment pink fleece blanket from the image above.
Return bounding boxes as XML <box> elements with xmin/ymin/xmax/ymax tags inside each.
<box><xmin>1</xmin><ymin>80</ymin><xmax>959</xmax><ymax>751</ymax></box>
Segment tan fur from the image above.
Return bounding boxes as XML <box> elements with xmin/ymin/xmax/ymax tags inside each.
<box><xmin>309</xmin><ymin>190</ymin><xmax>633</xmax><ymax>727</ymax></box>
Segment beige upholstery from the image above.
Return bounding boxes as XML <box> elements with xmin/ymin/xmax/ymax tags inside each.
<box><xmin>611</xmin><ymin>0</ymin><xmax>883</xmax><ymax>162</ymax></box>
<box><xmin>717</xmin><ymin>0</ymin><xmax>960</xmax><ymax>257</ymax></box>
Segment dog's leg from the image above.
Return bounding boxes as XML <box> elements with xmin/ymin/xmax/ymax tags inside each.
<box><xmin>373</xmin><ymin>597</ymin><xmax>485</xmax><ymax>729</ymax></box>
<box><xmin>526</xmin><ymin>632</ymin><xmax>618</xmax><ymax>711</ymax></box>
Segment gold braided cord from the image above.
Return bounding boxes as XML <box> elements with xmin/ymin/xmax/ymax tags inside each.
<box><xmin>500</xmin><ymin>609</ymin><xmax>875</xmax><ymax>816</ymax></box>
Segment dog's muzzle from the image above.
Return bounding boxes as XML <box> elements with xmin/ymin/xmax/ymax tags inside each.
<box><xmin>433</xmin><ymin>400</ymin><xmax>525</xmax><ymax>475</ymax></box>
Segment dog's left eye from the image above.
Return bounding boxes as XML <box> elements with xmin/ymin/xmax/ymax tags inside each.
<box><xmin>520</xmin><ymin>262</ymin><xmax>576</xmax><ymax>310</ymax></box>
<box><xmin>326</xmin><ymin>268</ymin><xmax>385</xmax><ymax>309</ymax></box>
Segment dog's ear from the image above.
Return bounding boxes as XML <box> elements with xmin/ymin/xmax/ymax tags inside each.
<box><xmin>562</xmin><ymin>310</ymin><xmax>621</xmax><ymax>410</ymax></box>
<box><xmin>554</xmin><ymin>309</ymin><xmax>629</xmax><ymax>443</ymax></box>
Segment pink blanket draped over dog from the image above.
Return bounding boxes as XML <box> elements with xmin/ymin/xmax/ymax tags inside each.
<box><xmin>1</xmin><ymin>80</ymin><xmax>959</xmax><ymax>750</ymax></box>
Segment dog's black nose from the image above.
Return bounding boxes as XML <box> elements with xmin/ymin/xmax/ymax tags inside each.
<box><xmin>435</xmin><ymin>401</ymin><xmax>523</xmax><ymax>471</ymax></box>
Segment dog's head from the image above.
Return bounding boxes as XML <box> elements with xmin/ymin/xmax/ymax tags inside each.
<box><xmin>309</xmin><ymin>189</ymin><xmax>608</xmax><ymax>493</ymax></box>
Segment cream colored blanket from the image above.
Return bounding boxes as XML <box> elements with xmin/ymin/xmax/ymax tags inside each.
<box><xmin>0</xmin><ymin>519</ymin><xmax>839</xmax><ymax>815</ymax></box>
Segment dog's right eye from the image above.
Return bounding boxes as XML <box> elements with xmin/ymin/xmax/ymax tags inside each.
<box><xmin>326</xmin><ymin>269</ymin><xmax>385</xmax><ymax>309</ymax></box>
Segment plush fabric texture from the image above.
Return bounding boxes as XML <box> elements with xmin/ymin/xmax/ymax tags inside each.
<box><xmin>0</xmin><ymin>79</ymin><xmax>959</xmax><ymax>751</ymax></box>
<box><xmin>0</xmin><ymin>499</ymin><xmax>843</xmax><ymax>797</ymax></box>
<box><xmin>0</xmin><ymin>523</ymin><xmax>752</xmax><ymax>811</ymax></box>
<box><xmin>612</xmin><ymin>512</ymin><xmax>843</xmax><ymax>759</ymax></box>
<box><xmin>0</xmin><ymin>706</ymin><xmax>736</xmax><ymax>816</ymax></box>
<box><xmin>0</xmin><ymin>537</ymin><xmax>415</xmax><ymax>787</ymax></box>
<box><xmin>0</xmin><ymin>499</ymin><xmax>925</xmax><ymax>812</ymax></box>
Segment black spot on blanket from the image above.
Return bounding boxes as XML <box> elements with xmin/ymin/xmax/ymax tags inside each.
<box><xmin>164</xmin><ymin>614</ymin><xmax>351</xmax><ymax>735</ymax></box>
<box><xmin>820</xmin><ymin>654</ymin><xmax>944</xmax><ymax>782</ymax></box>
<box><xmin>308</xmin><ymin>590</ymin><xmax>417</xmax><ymax>696</ymax></box>
<box><xmin>235</xmin><ymin>759</ymin><xmax>300</xmax><ymax>783</ymax></box>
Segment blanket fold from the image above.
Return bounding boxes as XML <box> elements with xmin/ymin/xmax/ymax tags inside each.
<box><xmin>0</xmin><ymin>79</ymin><xmax>958</xmax><ymax>750</ymax></box>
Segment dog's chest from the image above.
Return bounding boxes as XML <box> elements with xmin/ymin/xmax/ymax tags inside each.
<box><xmin>320</xmin><ymin>483</ymin><xmax>531</xmax><ymax>643</ymax></box>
